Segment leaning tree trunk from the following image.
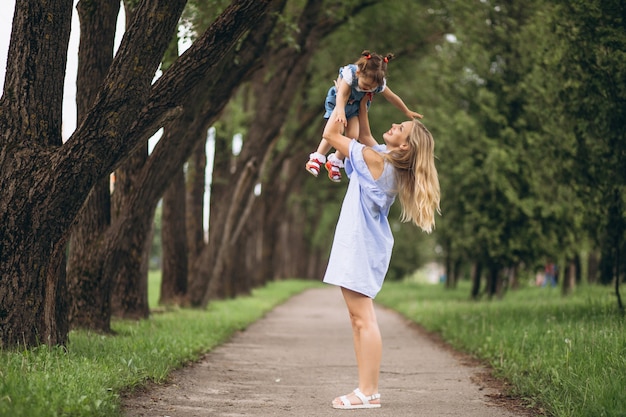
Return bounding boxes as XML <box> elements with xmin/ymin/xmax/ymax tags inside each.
<box><xmin>230</xmin><ymin>214</ymin><xmax>257</xmax><ymax>295</ymax></box>
<box><xmin>69</xmin><ymin>0</ymin><xmax>276</xmax><ymax>317</ymax></box>
<box><xmin>160</xmin><ymin>166</ymin><xmax>189</xmax><ymax>305</ymax></box>
<box><xmin>186</xmin><ymin>138</ymin><xmax>208</xmax><ymax>270</ymax></box>
<box><xmin>106</xmin><ymin>0</ymin><xmax>152</xmax><ymax>320</ymax></box>
<box><xmin>186</xmin><ymin>126</ymin><xmax>232</xmax><ymax>305</ymax></box>
<box><xmin>67</xmin><ymin>0</ymin><xmax>120</xmax><ymax>332</ymax></box>
<box><xmin>1</xmin><ymin>0</ymin><xmax>273</xmax><ymax>346</ymax></box>
<box><xmin>185</xmin><ymin>0</ymin><xmax>292</xmax><ymax>305</ymax></box>
<box><xmin>200</xmin><ymin>0</ymin><xmax>354</xmax><ymax>304</ymax></box>
<box><xmin>256</xmin><ymin>106</ymin><xmax>319</xmax><ymax>283</ymax></box>
<box><xmin>110</xmin><ymin>143</ymin><xmax>152</xmax><ymax>319</ymax></box>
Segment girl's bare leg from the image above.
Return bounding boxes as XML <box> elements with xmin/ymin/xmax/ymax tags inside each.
<box><xmin>315</xmin><ymin>137</ymin><xmax>332</xmax><ymax>156</ymax></box>
<box><xmin>332</xmin><ymin>287</ymin><xmax>382</xmax><ymax>406</ymax></box>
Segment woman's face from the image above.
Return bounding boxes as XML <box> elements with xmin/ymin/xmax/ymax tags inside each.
<box><xmin>383</xmin><ymin>121</ymin><xmax>412</xmax><ymax>150</ymax></box>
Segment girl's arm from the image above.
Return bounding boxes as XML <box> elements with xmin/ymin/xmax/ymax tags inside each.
<box><xmin>380</xmin><ymin>85</ymin><xmax>423</xmax><ymax>119</ymax></box>
<box><xmin>323</xmin><ymin>100</ymin><xmax>385</xmax><ymax>179</ymax></box>
<box><xmin>333</xmin><ymin>78</ymin><xmax>351</xmax><ymax>126</ymax></box>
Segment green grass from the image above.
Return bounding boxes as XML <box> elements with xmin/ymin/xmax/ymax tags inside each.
<box><xmin>376</xmin><ymin>280</ymin><xmax>626</xmax><ymax>417</ymax></box>
<box><xmin>0</xmin><ymin>277</ymin><xmax>320</xmax><ymax>417</ymax></box>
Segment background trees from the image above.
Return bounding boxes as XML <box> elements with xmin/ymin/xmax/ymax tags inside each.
<box><xmin>1</xmin><ymin>0</ymin><xmax>624</xmax><ymax>348</ymax></box>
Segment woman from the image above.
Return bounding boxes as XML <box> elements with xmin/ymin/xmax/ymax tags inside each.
<box><xmin>322</xmin><ymin>97</ymin><xmax>440</xmax><ymax>409</ymax></box>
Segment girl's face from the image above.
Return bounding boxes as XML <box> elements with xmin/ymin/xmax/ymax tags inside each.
<box><xmin>383</xmin><ymin>122</ymin><xmax>412</xmax><ymax>150</ymax></box>
<box><xmin>356</xmin><ymin>74</ymin><xmax>378</xmax><ymax>92</ymax></box>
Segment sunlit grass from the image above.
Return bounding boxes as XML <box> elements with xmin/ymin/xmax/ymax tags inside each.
<box><xmin>0</xmin><ymin>278</ymin><xmax>320</xmax><ymax>417</ymax></box>
<box><xmin>376</xmin><ymin>280</ymin><xmax>626</xmax><ymax>417</ymax></box>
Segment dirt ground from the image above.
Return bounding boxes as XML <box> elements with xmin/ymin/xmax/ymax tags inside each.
<box><xmin>122</xmin><ymin>287</ymin><xmax>542</xmax><ymax>417</ymax></box>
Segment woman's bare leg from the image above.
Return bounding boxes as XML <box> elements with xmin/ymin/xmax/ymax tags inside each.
<box><xmin>332</xmin><ymin>287</ymin><xmax>382</xmax><ymax>406</ymax></box>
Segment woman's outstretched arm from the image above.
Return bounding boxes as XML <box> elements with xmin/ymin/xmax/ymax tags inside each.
<box><xmin>357</xmin><ymin>96</ymin><xmax>377</xmax><ymax>147</ymax></box>
<box><xmin>322</xmin><ymin>108</ymin><xmax>352</xmax><ymax>157</ymax></box>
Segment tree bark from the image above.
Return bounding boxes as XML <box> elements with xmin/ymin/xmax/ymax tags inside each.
<box><xmin>257</xmin><ymin>118</ymin><xmax>317</xmax><ymax>284</ymax></box>
<box><xmin>199</xmin><ymin>0</ymin><xmax>360</xmax><ymax>304</ymax></box>
<box><xmin>184</xmin><ymin>0</ymin><xmax>292</xmax><ymax>304</ymax></box>
<box><xmin>470</xmin><ymin>262</ymin><xmax>482</xmax><ymax>300</ymax></box>
<box><xmin>161</xmin><ymin>166</ymin><xmax>188</xmax><ymax>305</ymax></box>
<box><xmin>0</xmin><ymin>0</ymin><xmax>186</xmax><ymax>348</ymax></box>
<box><xmin>561</xmin><ymin>258</ymin><xmax>576</xmax><ymax>296</ymax></box>
<box><xmin>63</xmin><ymin>0</ymin><xmax>275</xmax><ymax>318</ymax></box>
<box><xmin>0</xmin><ymin>0</ymin><xmax>72</xmax><ymax>347</ymax></box>
<box><xmin>110</xmin><ymin>143</ymin><xmax>152</xmax><ymax>319</ymax></box>
<box><xmin>67</xmin><ymin>0</ymin><xmax>120</xmax><ymax>332</ymax></box>
<box><xmin>186</xmin><ymin>138</ymin><xmax>208</xmax><ymax>269</ymax></box>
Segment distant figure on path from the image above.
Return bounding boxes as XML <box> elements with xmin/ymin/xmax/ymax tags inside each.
<box><xmin>321</xmin><ymin>97</ymin><xmax>440</xmax><ymax>409</ymax></box>
<box><xmin>544</xmin><ymin>262</ymin><xmax>557</xmax><ymax>287</ymax></box>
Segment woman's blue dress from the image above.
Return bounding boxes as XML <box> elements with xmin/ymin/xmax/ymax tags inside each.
<box><xmin>323</xmin><ymin>140</ymin><xmax>397</xmax><ymax>298</ymax></box>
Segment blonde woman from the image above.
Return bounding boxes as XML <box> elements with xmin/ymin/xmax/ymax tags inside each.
<box><xmin>322</xmin><ymin>97</ymin><xmax>440</xmax><ymax>409</ymax></box>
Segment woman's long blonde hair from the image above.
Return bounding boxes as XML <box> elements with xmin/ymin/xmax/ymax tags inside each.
<box><xmin>385</xmin><ymin>120</ymin><xmax>441</xmax><ymax>233</ymax></box>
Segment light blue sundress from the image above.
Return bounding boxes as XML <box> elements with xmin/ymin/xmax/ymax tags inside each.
<box><xmin>323</xmin><ymin>140</ymin><xmax>397</xmax><ymax>299</ymax></box>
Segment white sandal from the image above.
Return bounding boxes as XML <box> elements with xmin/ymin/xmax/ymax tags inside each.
<box><xmin>332</xmin><ymin>388</ymin><xmax>381</xmax><ymax>409</ymax></box>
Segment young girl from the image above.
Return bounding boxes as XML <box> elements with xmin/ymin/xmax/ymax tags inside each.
<box><xmin>322</xmin><ymin>97</ymin><xmax>440</xmax><ymax>409</ymax></box>
<box><xmin>305</xmin><ymin>50</ymin><xmax>422</xmax><ymax>182</ymax></box>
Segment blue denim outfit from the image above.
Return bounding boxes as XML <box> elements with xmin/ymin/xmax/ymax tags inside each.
<box><xmin>323</xmin><ymin>64</ymin><xmax>386</xmax><ymax>119</ymax></box>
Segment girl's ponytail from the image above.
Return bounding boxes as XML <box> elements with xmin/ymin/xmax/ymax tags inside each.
<box><xmin>355</xmin><ymin>50</ymin><xmax>394</xmax><ymax>86</ymax></box>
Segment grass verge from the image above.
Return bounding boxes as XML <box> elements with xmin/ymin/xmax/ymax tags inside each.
<box><xmin>376</xmin><ymin>280</ymin><xmax>626</xmax><ymax>417</ymax></box>
<box><xmin>0</xmin><ymin>278</ymin><xmax>320</xmax><ymax>417</ymax></box>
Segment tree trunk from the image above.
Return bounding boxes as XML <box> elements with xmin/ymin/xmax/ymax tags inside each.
<box><xmin>230</xmin><ymin>214</ymin><xmax>257</xmax><ymax>295</ymax></box>
<box><xmin>508</xmin><ymin>264</ymin><xmax>519</xmax><ymax>290</ymax></box>
<box><xmin>561</xmin><ymin>258</ymin><xmax>576</xmax><ymax>296</ymax></box>
<box><xmin>69</xmin><ymin>0</ymin><xmax>276</xmax><ymax>316</ymax></box>
<box><xmin>67</xmin><ymin>0</ymin><xmax>120</xmax><ymax>332</ymax></box>
<box><xmin>452</xmin><ymin>259</ymin><xmax>462</xmax><ymax>288</ymax></box>
<box><xmin>587</xmin><ymin>250</ymin><xmax>600</xmax><ymax>284</ymax></box>
<box><xmin>615</xmin><ymin>242</ymin><xmax>623</xmax><ymax>311</ymax></box>
<box><xmin>187</xmin><ymin>124</ymin><xmax>231</xmax><ymax>304</ymax></box>
<box><xmin>486</xmin><ymin>264</ymin><xmax>499</xmax><ymax>300</ymax></box>
<box><xmin>261</xmin><ymin>106</ymin><xmax>321</xmax><ymax>281</ymax></box>
<box><xmin>279</xmin><ymin>179</ymin><xmax>312</xmax><ymax>279</ymax></box>
<box><xmin>186</xmin><ymin>138</ymin><xmax>208</xmax><ymax>269</ymax></box>
<box><xmin>470</xmin><ymin>262</ymin><xmax>482</xmax><ymax>300</ymax></box>
<box><xmin>67</xmin><ymin>177</ymin><xmax>113</xmax><ymax>330</ymax></box>
<box><xmin>200</xmin><ymin>0</ymin><xmax>353</xmax><ymax>304</ymax></box>
<box><xmin>160</xmin><ymin>166</ymin><xmax>188</xmax><ymax>305</ymax></box>
<box><xmin>0</xmin><ymin>0</ymin><xmax>73</xmax><ymax>347</ymax></box>
<box><xmin>1</xmin><ymin>0</ymin><xmax>271</xmax><ymax>347</ymax></box>
<box><xmin>444</xmin><ymin>240</ymin><xmax>453</xmax><ymax>289</ymax></box>
<box><xmin>186</xmin><ymin>0</ymin><xmax>291</xmax><ymax>304</ymax></box>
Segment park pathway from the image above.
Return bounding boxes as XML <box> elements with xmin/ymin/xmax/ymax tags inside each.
<box><xmin>123</xmin><ymin>287</ymin><xmax>528</xmax><ymax>417</ymax></box>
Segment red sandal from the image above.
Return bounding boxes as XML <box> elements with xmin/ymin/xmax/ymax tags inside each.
<box><xmin>305</xmin><ymin>152</ymin><xmax>326</xmax><ymax>177</ymax></box>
